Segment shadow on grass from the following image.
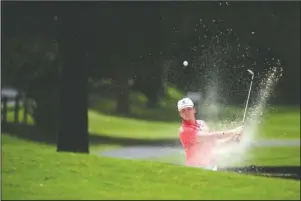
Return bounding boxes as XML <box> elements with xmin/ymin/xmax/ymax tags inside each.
<box><xmin>221</xmin><ymin>166</ymin><xmax>300</xmax><ymax>181</ymax></box>
<box><xmin>2</xmin><ymin>123</ymin><xmax>179</xmax><ymax>147</ymax></box>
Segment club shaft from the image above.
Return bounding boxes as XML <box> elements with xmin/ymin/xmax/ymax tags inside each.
<box><xmin>243</xmin><ymin>75</ymin><xmax>254</xmax><ymax>123</ymax></box>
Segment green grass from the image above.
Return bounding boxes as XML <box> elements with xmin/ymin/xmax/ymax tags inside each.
<box><xmin>150</xmin><ymin>146</ymin><xmax>300</xmax><ymax>167</ymax></box>
<box><xmin>259</xmin><ymin>107</ymin><xmax>300</xmax><ymax>139</ymax></box>
<box><xmin>2</xmin><ymin>135</ymin><xmax>300</xmax><ymax>200</ymax></box>
<box><xmin>246</xmin><ymin>146</ymin><xmax>300</xmax><ymax>166</ymax></box>
<box><xmin>88</xmin><ymin>110</ymin><xmax>178</xmax><ymax>139</ymax></box>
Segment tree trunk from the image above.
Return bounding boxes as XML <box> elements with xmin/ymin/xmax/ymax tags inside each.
<box><xmin>1</xmin><ymin>97</ymin><xmax>8</xmax><ymax>129</ymax></box>
<box><xmin>56</xmin><ymin>12</ymin><xmax>89</xmax><ymax>154</ymax></box>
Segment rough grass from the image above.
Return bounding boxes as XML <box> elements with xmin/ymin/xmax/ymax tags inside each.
<box><xmin>2</xmin><ymin>135</ymin><xmax>300</xmax><ymax>200</ymax></box>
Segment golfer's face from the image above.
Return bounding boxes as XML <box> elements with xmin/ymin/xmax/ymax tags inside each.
<box><xmin>179</xmin><ymin>107</ymin><xmax>195</xmax><ymax>121</ymax></box>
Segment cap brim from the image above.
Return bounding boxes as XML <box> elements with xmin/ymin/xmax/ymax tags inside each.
<box><xmin>178</xmin><ymin>105</ymin><xmax>194</xmax><ymax>111</ymax></box>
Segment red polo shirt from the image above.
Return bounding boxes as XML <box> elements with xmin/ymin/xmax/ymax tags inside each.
<box><xmin>179</xmin><ymin>120</ymin><xmax>215</xmax><ymax>167</ymax></box>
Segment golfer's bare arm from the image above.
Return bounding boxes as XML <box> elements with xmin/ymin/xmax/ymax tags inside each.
<box><xmin>196</xmin><ymin>121</ymin><xmax>235</xmax><ymax>142</ymax></box>
<box><xmin>215</xmin><ymin>135</ymin><xmax>237</xmax><ymax>145</ymax></box>
<box><xmin>196</xmin><ymin>130</ymin><xmax>235</xmax><ymax>142</ymax></box>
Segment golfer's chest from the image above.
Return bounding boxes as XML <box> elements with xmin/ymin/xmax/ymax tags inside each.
<box><xmin>191</xmin><ymin>122</ymin><xmax>206</xmax><ymax>131</ymax></box>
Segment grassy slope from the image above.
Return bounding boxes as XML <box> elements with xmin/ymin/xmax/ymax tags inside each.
<box><xmin>88</xmin><ymin>110</ymin><xmax>178</xmax><ymax>139</ymax></box>
<box><xmin>259</xmin><ymin>107</ymin><xmax>300</xmax><ymax>139</ymax></box>
<box><xmin>247</xmin><ymin>146</ymin><xmax>300</xmax><ymax>166</ymax></box>
<box><xmin>151</xmin><ymin>146</ymin><xmax>300</xmax><ymax>167</ymax></box>
<box><xmin>2</xmin><ymin>135</ymin><xmax>300</xmax><ymax>200</ymax></box>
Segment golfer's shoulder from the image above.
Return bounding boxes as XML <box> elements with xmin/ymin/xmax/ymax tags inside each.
<box><xmin>179</xmin><ymin>125</ymin><xmax>195</xmax><ymax>134</ymax></box>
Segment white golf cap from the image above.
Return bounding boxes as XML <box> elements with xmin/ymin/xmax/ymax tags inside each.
<box><xmin>177</xmin><ymin>97</ymin><xmax>194</xmax><ymax>111</ymax></box>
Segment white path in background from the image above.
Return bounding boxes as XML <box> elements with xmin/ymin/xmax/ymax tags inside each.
<box><xmin>1</xmin><ymin>88</ymin><xmax>22</xmax><ymax>107</ymax></box>
<box><xmin>98</xmin><ymin>139</ymin><xmax>300</xmax><ymax>159</ymax></box>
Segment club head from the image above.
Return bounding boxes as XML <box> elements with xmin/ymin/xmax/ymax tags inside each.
<box><xmin>247</xmin><ymin>69</ymin><xmax>254</xmax><ymax>75</ymax></box>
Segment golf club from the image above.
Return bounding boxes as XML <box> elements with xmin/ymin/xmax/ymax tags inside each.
<box><xmin>242</xmin><ymin>69</ymin><xmax>254</xmax><ymax>123</ymax></box>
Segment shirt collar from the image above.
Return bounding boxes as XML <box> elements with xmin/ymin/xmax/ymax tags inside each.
<box><xmin>182</xmin><ymin>120</ymin><xmax>197</xmax><ymax>126</ymax></box>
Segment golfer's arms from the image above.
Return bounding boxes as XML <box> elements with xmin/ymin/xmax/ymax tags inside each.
<box><xmin>215</xmin><ymin>135</ymin><xmax>236</xmax><ymax>145</ymax></box>
<box><xmin>196</xmin><ymin>129</ymin><xmax>235</xmax><ymax>141</ymax></box>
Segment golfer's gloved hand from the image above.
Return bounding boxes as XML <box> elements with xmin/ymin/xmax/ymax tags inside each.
<box><xmin>233</xmin><ymin>133</ymin><xmax>242</xmax><ymax>142</ymax></box>
<box><xmin>232</xmin><ymin>126</ymin><xmax>244</xmax><ymax>142</ymax></box>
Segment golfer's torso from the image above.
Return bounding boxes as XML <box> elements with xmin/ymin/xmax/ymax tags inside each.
<box><xmin>179</xmin><ymin>120</ymin><xmax>214</xmax><ymax>166</ymax></box>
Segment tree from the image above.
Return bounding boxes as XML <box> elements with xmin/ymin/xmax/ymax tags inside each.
<box><xmin>56</xmin><ymin>7</ymin><xmax>89</xmax><ymax>153</ymax></box>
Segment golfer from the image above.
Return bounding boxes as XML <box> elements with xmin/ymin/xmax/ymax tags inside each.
<box><xmin>178</xmin><ymin>97</ymin><xmax>244</xmax><ymax>170</ymax></box>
